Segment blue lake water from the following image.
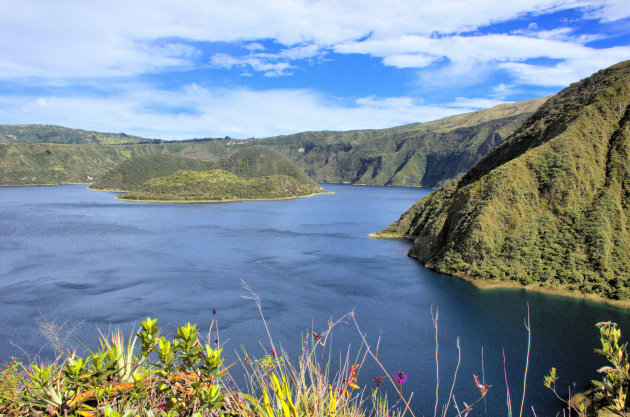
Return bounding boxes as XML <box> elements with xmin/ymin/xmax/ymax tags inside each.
<box><xmin>2</xmin><ymin>183</ymin><xmax>630</xmax><ymax>415</ymax></box>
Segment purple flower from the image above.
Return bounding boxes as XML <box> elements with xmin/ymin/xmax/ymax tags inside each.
<box><xmin>394</xmin><ymin>371</ymin><xmax>407</xmax><ymax>384</ymax></box>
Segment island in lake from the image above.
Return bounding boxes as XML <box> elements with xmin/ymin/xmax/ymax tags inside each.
<box><xmin>89</xmin><ymin>145</ymin><xmax>328</xmax><ymax>202</ymax></box>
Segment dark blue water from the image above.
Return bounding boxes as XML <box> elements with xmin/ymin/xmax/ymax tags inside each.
<box><xmin>2</xmin><ymin>184</ymin><xmax>630</xmax><ymax>416</ymax></box>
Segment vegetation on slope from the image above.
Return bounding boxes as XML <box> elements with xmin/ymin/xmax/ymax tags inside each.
<box><xmin>92</xmin><ymin>146</ymin><xmax>324</xmax><ymax>201</ymax></box>
<box><xmin>0</xmin><ymin>141</ymin><xmax>242</xmax><ymax>186</ymax></box>
<box><xmin>260</xmin><ymin>98</ymin><xmax>546</xmax><ymax>187</ymax></box>
<box><xmin>0</xmin><ymin>99</ymin><xmax>544</xmax><ymax>187</ymax></box>
<box><xmin>0</xmin><ymin>124</ymin><xmax>155</xmax><ymax>145</ymax></box>
<box><xmin>374</xmin><ymin>60</ymin><xmax>630</xmax><ymax>300</ymax></box>
<box><xmin>90</xmin><ymin>155</ymin><xmax>215</xmax><ymax>191</ymax></box>
<box><xmin>119</xmin><ymin>169</ymin><xmax>323</xmax><ymax>201</ymax></box>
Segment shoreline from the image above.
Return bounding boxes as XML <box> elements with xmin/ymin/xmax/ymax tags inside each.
<box><xmin>0</xmin><ymin>182</ymin><xmax>91</xmax><ymax>187</ymax></box>
<box><xmin>112</xmin><ymin>190</ymin><xmax>334</xmax><ymax>203</ymax></box>
<box><xmin>370</xmin><ymin>233</ymin><xmax>630</xmax><ymax>309</ymax></box>
<box><xmin>452</xmin><ymin>272</ymin><xmax>630</xmax><ymax>309</ymax></box>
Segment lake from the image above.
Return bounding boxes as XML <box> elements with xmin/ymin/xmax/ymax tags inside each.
<box><xmin>2</xmin><ymin>183</ymin><xmax>630</xmax><ymax>415</ymax></box>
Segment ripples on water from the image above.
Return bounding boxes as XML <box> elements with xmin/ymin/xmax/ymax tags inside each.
<box><xmin>2</xmin><ymin>184</ymin><xmax>629</xmax><ymax>415</ymax></box>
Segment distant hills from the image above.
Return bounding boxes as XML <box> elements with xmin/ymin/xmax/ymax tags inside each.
<box><xmin>92</xmin><ymin>146</ymin><xmax>325</xmax><ymax>202</ymax></box>
<box><xmin>0</xmin><ymin>124</ymin><xmax>156</xmax><ymax>145</ymax></box>
<box><xmin>374</xmin><ymin>60</ymin><xmax>630</xmax><ymax>300</ymax></box>
<box><xmin>0</xmin><ymin>98</ymin><xmax>545</xmax><ymax>187</ymax></box>
<box><xmin>261</xmin><ymin>98</ymin><xmax>546</xmax><ymax>187</ymax></box>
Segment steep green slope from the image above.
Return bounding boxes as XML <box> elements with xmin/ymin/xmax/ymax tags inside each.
<box><xmin>374</xmin><ymin>60</ymin><xmax>630</xmax><ymax>300</ymax></box>
<box><xmin>0</xmin><ymin>124</ymin><xmax>154</xmax><ymax>144</ymax></box>
<box><xmin>260</xmin><ymin>98</ymin><xmax>546</xmax><ymax>186</ymax></box>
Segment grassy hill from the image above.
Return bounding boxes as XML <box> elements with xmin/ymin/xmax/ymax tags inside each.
<box><xmin>90</xmin><ymin>154</ymin><xmax>216</xmax><ymax>191</ymax></box>
<box><xmin>373</xmin><ymin>60</ymin><xmax>630</xmax><ymax>300</ymax></box>
<box><xmin>0</xmin><ymin>124</ymin><xmax>156</xmax><ymax>144</ymax></box>
<box><xmin>0</xmin><ymin>99</ymin><xmax>544</xmax><ymax>187</ymax></box>
<box><xmin>95</xmin><ymin>146</ymin><xmax>324</xmax><ymax>201</ymax></box>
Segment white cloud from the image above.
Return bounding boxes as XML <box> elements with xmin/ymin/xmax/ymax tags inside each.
<box><xmin>0</xmin><ymin>0</ymin><xmax>628</xmax><ymax>135</ymax></box>
<box><xmin>210</xmin><ymin>53</ymin><xmax>294</xmax><ymax>76</ymax></box>
<box><xmin>336</xmin><ymin>33</ymin><xmax>630</xmax><ymax>87</ymax></box>
<box><xmin>0</xmin><ymin>0</ymin><xmax>626</xmax><ymax>80</ymax></box>
<box><xmin>0</xmin><ymin>85</ymin><xmax>496</xmax><ymax>139</ymax></box>
<box><xmin>449</xmin><ymin>97</ymin><xmax>508</xmax><ymax>109</ymax></box>
<box><xmin>382</xmin><ymin>54</ymin><xmax>436</xmax><ymax>69</ymax></box>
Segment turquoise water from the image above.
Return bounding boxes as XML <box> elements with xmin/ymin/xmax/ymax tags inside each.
<box><xmin>1</xmin><ymin>183</ymin><xmax>629</xmax><ymax>415</ymax></box>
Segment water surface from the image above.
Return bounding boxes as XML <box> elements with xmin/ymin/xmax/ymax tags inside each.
<box><xmin>2</xmin><ymin>184</ymin><xmax>629</xmax><ymax>415</ymax></box>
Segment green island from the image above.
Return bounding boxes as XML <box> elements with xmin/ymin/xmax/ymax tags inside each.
<box><xmin>372</xmin><ymin>60</ymin><xmax>630</xmax><ymax>302</ymax></box>
<box><xmin>90</xmin><ymin>146</ymin><xmax>327</xmax><ymax>202</ymax></box>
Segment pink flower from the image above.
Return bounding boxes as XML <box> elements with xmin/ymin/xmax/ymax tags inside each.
<box><xmin>394</xmin><ymin>371</ymin><xmax>407</xmax><ymax>384</ymax></box>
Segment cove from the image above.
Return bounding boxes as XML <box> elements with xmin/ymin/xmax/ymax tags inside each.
<box><xmin>1</xmin><ymin>183</ymin><xmax>629</xmax><ymax>416</ymax></box>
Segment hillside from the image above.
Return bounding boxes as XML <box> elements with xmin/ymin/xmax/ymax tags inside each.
<box><xmin>260</xmin><ymin>98</ymin><xmax>546</xmax><ymax>186</ymax></box>
<box><xmin>0</xmin><ymin>98</ymin><xmax>544</xmax><ymax>187</ymax></box>
<box><xmin>0</xmin><ymin>141</ymin><xmax>241</xmax><ymax>185</ymax></box>
<box><xmin>373</xmin><ymin>60</ymin><xmax>630</xmax><ymax>300</ymax></box>
<box><xmin>90</xmin><ymin>154</ymin><xmax>216</xmax><ymax>191</ymax></box>
<box><xmin>96</xmin><ymin>146</ymin><xmax>324</xmax><ymax>201</ymax></box>
<box><xmin>0</xmin><ymin>124</ymin><xmax>155</xmax><ymax>144</ymax></box>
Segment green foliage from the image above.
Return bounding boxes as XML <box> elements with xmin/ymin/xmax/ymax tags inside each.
<box><xmin>592</xmin><ymin>322</ymin><xmax>630</xmax><ymax>412</ymax></box>
<box><xmin>545</xmin><ymin>321</ymin><xmax>630</xmax><ymax>416</ymax></box>
<box><xmin>376</xmin><ymin>60</ymin><xmax>630</xmax><ymax>300</ymax></box>
<box><xmin>90</xmin><ymin>154</ymin><xmax>215</xmax><ymax>191</ymax></box>
<box><xmin>0</xmin><ymin>318</ymin><xmax>228</xmax><ymax>416</ymax></box>
<box><xmin>137</xmin><ymin>319</ymin><xmax>226</xmax><ymax>413</ymax></box>
<box><xmin>118</xmin><ymin>169</ymin><xmax>323</xmax><ymax>201</ymax></box>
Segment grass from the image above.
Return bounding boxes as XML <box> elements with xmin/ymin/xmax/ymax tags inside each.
<box><xmin>0</xmin><ymin>287</ymin><xmax>492</xmax><ymax>417</ymax></box>
<box><xmin>1</xmin><ymin>285</ymin><xmax>627</xmax><ymax>417</ymax></box>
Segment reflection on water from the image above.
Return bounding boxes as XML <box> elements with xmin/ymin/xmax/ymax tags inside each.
<box><xmin>1</xmin><ymin>184</ymin><xmax>629</xmax><ymax>415</ymax></box>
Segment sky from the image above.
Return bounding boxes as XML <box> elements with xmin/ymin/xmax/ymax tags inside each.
<box><xmin>0</xmin><ymin>1</ymin><xmax>629</xmax><ymax>139</ymax></box>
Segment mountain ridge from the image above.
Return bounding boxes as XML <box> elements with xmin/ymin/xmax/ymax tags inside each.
<box><xmin>0</xmin><ymin>98</ymin><xmax>546</xmax><ymax>187</ymax></box>
<box><xmin>374</xmin><ymin>60</ymin><xmax>630</xmax><ymax>300</ymax></box>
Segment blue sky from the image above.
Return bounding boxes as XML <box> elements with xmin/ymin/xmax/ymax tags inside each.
<box><xmin>0</xmin><ymin>1</ymin><xmax>628</xmax><ymax>139</ymax></box>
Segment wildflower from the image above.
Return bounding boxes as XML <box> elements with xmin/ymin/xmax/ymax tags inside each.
<box><xmin>473</xmin><ymin>374</ymin><xmax>491</xmax><ymax>397</ymax></box>
<box><xmin>373</xmin><ymin>376</ymin><xmax>384</xmax><ymax>387</ymax></box>
<box><xmin>344</xmin><ymin>365</ymin><xmax>360</xmax><ymax>389</ymax></box>
<box><xmin>157</xmin><ymin>401</ymin><xmax>166</xmax><ymax>411</ymax></box>
<box><xmin>394</xmin><ymin>371</ymin><xmax>407</xmax><ymax>384</ymax></box>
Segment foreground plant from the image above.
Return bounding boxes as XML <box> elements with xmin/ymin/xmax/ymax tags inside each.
<box><xmin>545</xmin><ymin>321</ymin><xmax>630</xmax><ymax>416</ymax></box>
<box><xmin>0</xmin><ymin>318</ymin><xmax>230</xmax><ymax>417</ymax></box>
